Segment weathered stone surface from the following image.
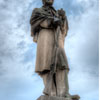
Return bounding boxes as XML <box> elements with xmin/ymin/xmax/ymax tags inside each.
<box><xmin>37</xmin><ymin>95</ymin><xmax>80</xmax><ymax>100</ymax></box>
<box><xmin>31</xmin><ymin>1</ymin><xmax>80</xmax><ymax>100</ymax></box>
<box><xmin>37</xmin><ymin>95</ymin><xmax>72</xmax><ymax>100</ymax></box>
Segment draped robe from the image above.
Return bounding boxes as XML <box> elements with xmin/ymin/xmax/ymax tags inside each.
<box><xmin>30</xmin><ymin>6</ymin><xmax>69</xmax><ymax>73</ymax></box>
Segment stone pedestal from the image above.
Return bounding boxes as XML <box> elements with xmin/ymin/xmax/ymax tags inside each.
<box><xmin>37</xmin><ymin>95</ymin><xmax>80</xmax><ymax>100</ymax></box>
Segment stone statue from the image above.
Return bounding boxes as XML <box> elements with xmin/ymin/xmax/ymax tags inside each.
<box><xmin>30</xmin><ymin>0</ymin><xmax>80</xmax><ymax>100</ymax></box>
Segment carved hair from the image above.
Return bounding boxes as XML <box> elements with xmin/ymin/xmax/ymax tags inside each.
<box><xmin>42</xmin><ymin>0</ymin><xmax>54</xmax><ymax>5</ymax></box>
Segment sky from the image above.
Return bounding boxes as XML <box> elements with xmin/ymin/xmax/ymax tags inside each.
<box><xmin>0</xmin><ymin>0</ymin><xmax>99</xmax><ymax>100</ymax></box>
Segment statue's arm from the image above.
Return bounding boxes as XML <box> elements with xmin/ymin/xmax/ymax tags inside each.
<box><xmin>57</xmin><ymin>9</ymin><xmax>69</xmax><ymax>37</ymax></box>
<box><xmin>62</xmin><ymin>16</ymin><xmax>69</xmax><ymax>37</ymax></box>
<box><xmin>30</xmin><ymin>8</ymin><xmax>46</xmax><ymax>43</ymax></box>
<box><xmin>30</xmin><ymin>8</ymin><xmax>54</xmax><ymax>34</ymax></box>
<box><xmin>30</xmin><ymin>8</ymin><xmax>39</xmax><ymax>37</ymax></box>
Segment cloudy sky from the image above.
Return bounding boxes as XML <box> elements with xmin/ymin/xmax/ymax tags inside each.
<box><xmin>0</xmin><ymin>0</ymin><xmax>99</xmax><ymax>100</ymax></box>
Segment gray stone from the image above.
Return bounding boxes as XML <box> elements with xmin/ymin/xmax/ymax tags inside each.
<box><xmin>37</xmin><ymin>95</ymin><xmax>80</xmax><ymax>100</ymax></box>
<box><xmin>37</xmin><ymin>95</ymin><xmax>72</xmax><ymax>100</ymax></box>
<box><xmin>30</xmin><ymin>0</ymin><xmax>80</xmax><ymax>99</ymax></box>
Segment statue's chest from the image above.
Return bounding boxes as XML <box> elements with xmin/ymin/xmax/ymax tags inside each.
<box><xmin>43</xmin><ymin>8</ymin><xmax>58</xmax><ymax>17</ymax></box>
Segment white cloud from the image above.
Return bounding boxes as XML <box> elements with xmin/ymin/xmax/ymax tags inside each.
<box><xmin>0</xmin><ymin>0</ymin><xmax>99</xmax><ymax>100</ymax></box>
<box><xmin>64</xmin><ymin>0</ymin><xmax>99</xmax><ymax>99</ymax></box>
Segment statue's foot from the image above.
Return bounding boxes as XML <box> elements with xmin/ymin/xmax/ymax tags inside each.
<box><xmin>64</xmin><ymin>93</ymin><xmax>72</xmax><ymax>99</ymax></box>
<box><xmin>37</xmin><ymin>95</ymin><xmax>73</xmax><ymax>100</ymax></box>
<box><xmin>57</xmin><ymin>93</ymin><xmax>80</xmax><ymax>100</ymax></box>
<box><xmin>57</xmin><ymin>91</ymin><xmax>71</xmax><ymax>98</ymax></box>
<box><xmin>50</xmin><ymin>92</ymin><xmax>57</xmax><ymax>96</ymax></box>
<box><xmin>43</xmin><ymin>90</ymin><xmax>56</xmax><ymax>97</ymax></box>
<box><xmin>43</xmin><ymin>91</ymin><xmax>49</xmax><ymax>96</ymax></box>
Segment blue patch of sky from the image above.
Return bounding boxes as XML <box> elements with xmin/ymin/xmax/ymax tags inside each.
<box><xmin>54</xmin><ymin>0</ymin><xmax>84</xmax><ymax>16</ymax></box>
<box><xmin>21</xmin><ymin>43</ymin><xmax>36</xmax><ymax>64</ymax></box>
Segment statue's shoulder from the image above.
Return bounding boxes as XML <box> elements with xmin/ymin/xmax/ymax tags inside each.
<box><xmin>32</xmin><ymin>7</ymin><xmax>43</xmax><ymax>14</ymax></box>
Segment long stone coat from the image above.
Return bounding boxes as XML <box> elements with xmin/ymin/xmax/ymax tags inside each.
<box><xmin>31</xmin><ymin>18</ymin><xmax>69</xmax><ymax>73</ymax></box>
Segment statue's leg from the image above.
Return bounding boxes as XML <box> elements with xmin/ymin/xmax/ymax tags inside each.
<box><xmin>40</xmin><ymin>72</ymin><xmax>57</xmax><ymax>96</ymax></box>
<box><xmin>56</xmin><ymin>69</ymin><xmax>70</xmax><ymax>98</ymax></box>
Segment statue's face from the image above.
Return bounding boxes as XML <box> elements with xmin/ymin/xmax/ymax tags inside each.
<box><xmin>43</xmin><ymin>0</ymin><xmax>54</xmax><ymax>5</ymax></box>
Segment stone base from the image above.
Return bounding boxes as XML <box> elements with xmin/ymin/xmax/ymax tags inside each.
<box><xmin>37</xmin><ymin>95</ymin><xmax>80</xmax><ymax>100</ymax></box>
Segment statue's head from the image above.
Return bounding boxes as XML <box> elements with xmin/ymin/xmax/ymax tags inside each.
<box><xmin>42</xmin><ymin>0</ymin><xmax>54</xmax><ymax>6</ymax></box>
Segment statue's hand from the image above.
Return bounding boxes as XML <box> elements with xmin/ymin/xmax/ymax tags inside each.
<box><xmin>53</xmin><ymin>16</ymin><xmax>62</xmax><ymax>27</ymax></box>
<box><xmin>58</xmin><ymin>8</ymin><xmax>66</xmax><ymax>20</ymax></box>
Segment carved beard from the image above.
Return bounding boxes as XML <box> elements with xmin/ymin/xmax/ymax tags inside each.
<box><xmin>42</xmin><ymin>0</ymin><xmax>54</xmax><ymax>6</ymax></box>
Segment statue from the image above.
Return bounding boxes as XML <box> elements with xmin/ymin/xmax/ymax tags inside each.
<box><xmin>30</xmin><ymin>0</ymin><xmax>80</xmax><ymax>100</ymax></box>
